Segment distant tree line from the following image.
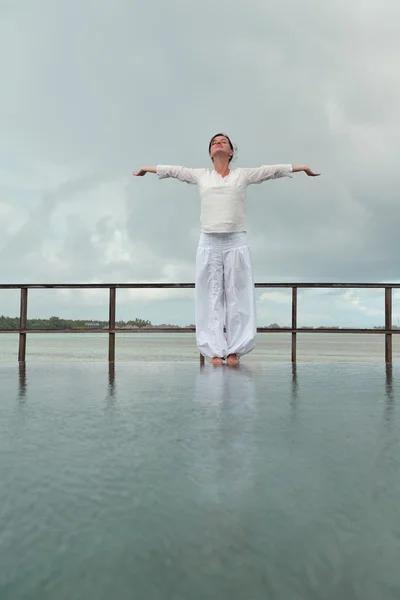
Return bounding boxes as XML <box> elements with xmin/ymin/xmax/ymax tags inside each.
<box><xmin>266</xmin><ymin>323</ymin><xmax>399</xmax><ymax>329</ymax></box>
<box><xmin>0</xmin><ymin>315</ymin><xmax>152</xmax><ymax>330</ymax></box>
<box><xmin>1</xmin><ymin>315</ymin><xmax>398</xmax><ymax>331</ymax></box>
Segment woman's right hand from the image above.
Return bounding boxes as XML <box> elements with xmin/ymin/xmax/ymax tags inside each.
<box><xmin>132</xmin><ymin>168</ymin><xmax>147</xmax><ymax>176</ymax></box>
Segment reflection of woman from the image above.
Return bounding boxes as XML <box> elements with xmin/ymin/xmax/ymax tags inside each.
<box><xmin>193</xmin><ymin>365</ymin><xmax>258</xmax><ymax>503</ymax></box>
<box><xmin>133</xmin><ymin>133</ymin><xmax>319</xmax><ymax>367</ymax></box>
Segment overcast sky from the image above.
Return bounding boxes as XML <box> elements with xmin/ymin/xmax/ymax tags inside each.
<box><xmin>1</xmin><ymin>0</ymin><xmax>399</xmax><ymax>327</ymax></box>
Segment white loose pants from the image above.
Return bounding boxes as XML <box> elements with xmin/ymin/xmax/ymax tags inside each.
<box><xmin>195</xmin><ymin>232</ymin><xmax>257</xmax><ymax>359</ymax></box>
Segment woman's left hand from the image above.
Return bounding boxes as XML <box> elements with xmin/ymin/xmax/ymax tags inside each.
<box><xmin>304</xmin><ymin>167</ymin><xmax>320</xmax><ymax>177</ymax></box>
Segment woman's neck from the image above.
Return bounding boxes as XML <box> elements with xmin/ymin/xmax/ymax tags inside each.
<box><xmin>213</xmin><ymin>156</ymin><xmax>230</xmax><ymax>177</ymax></box>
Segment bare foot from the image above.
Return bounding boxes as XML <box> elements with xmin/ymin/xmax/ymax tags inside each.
<box><xmin>226</xmin><ymin>354</ymin><xmax>240</xmax><ymax>367</ymax></box>
<box><xmin>210</xmin><ymin>357</ymin><xmax>224</xmax><ymax>366</ymax></box>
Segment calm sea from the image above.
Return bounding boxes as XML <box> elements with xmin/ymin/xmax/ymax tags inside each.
<box><xmin>1</xmin><ymin>332</ymin><xmax>400</xmax><ymax>362</ymax></box>
<box><xmin>1</xmin><ymin>334</ymin><xmax>400</xmax><ymax>598</ymax></box>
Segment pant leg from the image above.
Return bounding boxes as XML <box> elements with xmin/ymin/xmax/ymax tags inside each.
<box><xmin>195</xmin><ymin>235</ymin><xmax>227</xmax><ymax>358</ymax></box>
<box><xmin>223</xmin><ymin>235</ymin><xmax>257</xmax><ymax>357</ymax></box>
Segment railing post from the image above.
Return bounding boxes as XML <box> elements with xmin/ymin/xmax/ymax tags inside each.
<box><xmin>18</xmin><ymin>287</ymin><xmax>28</xmax><ymax>362</ymax></box>
<box><xmin>385</xmin><ymin>287</ymin><xmax>392</xmax><ymax>363</ymax></box>
<box><xmin>291</xmin><ymin>286</ymin><xmax>297</xmax><ymax>362</ymax></box>
<box><xmin>108</xmin><ymin>287</ymin><xmax>116</xmax><ymax>363</ymax></box>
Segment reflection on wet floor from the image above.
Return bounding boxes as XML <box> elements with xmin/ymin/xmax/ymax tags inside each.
<box><xmin>2</xmin><ymin>361</ymin><xmax>399</xmax><ymax>600</ymax></box>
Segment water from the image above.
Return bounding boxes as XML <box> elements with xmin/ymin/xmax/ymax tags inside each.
<box><xmin>1</xmin><ymin>359</ymin><xmax>399</xmax><ymax>599</ymax></box>
<box><xmin>1</xmin><ymin>332</ymin><xmax>400</xmax><ymax>362</ymax></box>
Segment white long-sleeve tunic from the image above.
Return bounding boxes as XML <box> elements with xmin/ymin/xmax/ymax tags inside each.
<box><xmin>156</xmin><ymin>164</ymin><xmax>293</xmax><ymax>233</ymax></box>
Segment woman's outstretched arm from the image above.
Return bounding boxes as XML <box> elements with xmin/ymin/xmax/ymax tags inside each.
<box><xmin>292</xmin><ymin>165</ymin><xmax>320</xmax><ymax>176</ymax></box>
<box><xmin>133</xmin><ymin>166</ymin><xmax>157</xmax><ymax>176</ymax></box>
<box><xmin>242</xmin><ymin>164</ymin><xmax>320</xmax><ymax>185</ymax></box>
<box><xmin>133</xmin><ymin>165</ymin><xmax>205</xmax><ymax>184</ymax></box>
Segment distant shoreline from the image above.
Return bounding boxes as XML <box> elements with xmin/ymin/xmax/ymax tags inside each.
<box><xmin>1</xmin><ymin>316</ymin><xmax>398</xmax><ymax>332</ymax></box>
<box><xmin>1</xmin><ymin>326</ymin><xmax>399</xmax><ymax>333</ymax></box>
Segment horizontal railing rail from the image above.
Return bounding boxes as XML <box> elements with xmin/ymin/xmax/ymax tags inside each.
<box><xmin>1</xmin><ymin>283</ymin><xmax>399</xmax><ymax>363</ymax></box>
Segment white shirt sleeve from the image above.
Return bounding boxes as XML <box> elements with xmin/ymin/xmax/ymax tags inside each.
<box><xmin>156</xmin><ymin>165</ymin><xmax>205</xmax><ymax>185</ymax></box>
<box><xmin>241</xmin><ymin>164</ymin><xmax>293</xmax><ymax>185</ymax></box>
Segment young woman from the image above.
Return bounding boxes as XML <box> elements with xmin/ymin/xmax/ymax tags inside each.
<box><xmin>133</xmin><ymin>133</ymin><xmax>320</xmax><ymax>367</ymax></box>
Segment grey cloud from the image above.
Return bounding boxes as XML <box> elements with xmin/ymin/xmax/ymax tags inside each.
<box><xmin>1</xmin><ymin>0</ymin><xmax>400</xmax><ymax>325</ymax></box>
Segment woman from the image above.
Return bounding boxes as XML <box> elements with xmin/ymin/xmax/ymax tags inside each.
<box><xmin>133</xmin><ymin>133</ymin><xmax>320</xmax><ymax>367</ymax></box>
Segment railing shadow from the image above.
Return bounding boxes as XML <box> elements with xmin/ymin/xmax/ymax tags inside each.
<box><xmin>108</xmin><ymin>363</ymin><xmax>116</xmax><ymax>399</ymax></box>
<box><xmin>384</xmin><ymin>364</ymin><xmax>395</xmax><ymax>425</ymax></box>
<box><xmin>18</xmin><ymin>362</ymin><xmax>27</xmax><ymax>403</ymax></box>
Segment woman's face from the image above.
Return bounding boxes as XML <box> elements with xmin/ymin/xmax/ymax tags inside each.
<box><xmin>209</xmin><ymin>135</ymin><xmax>233</xmax><ymax>162</ymax></box>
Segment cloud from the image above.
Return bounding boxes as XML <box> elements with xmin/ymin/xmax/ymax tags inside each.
<box><xmin>1</xmin><ymin>0</ymin><xmax>400</xmax><ymax>326</ymax></box>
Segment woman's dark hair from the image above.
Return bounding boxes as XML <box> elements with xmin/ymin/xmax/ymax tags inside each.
<box><xmin>208</xmin><ymin>133</ymin><xmax>236</xmax><ymax>163</ymax></box>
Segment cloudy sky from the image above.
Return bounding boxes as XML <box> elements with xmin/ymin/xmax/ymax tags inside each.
<box><xmin>1</xmin><ymin>0</ymin><xmax>399</xmax><ymax>328</ymax></box>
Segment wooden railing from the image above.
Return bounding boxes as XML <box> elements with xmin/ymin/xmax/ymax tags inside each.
<box><xmin>0</xmin><ymin>283</ymin><xmax>399</xmax><ymax>363</ymax></box>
